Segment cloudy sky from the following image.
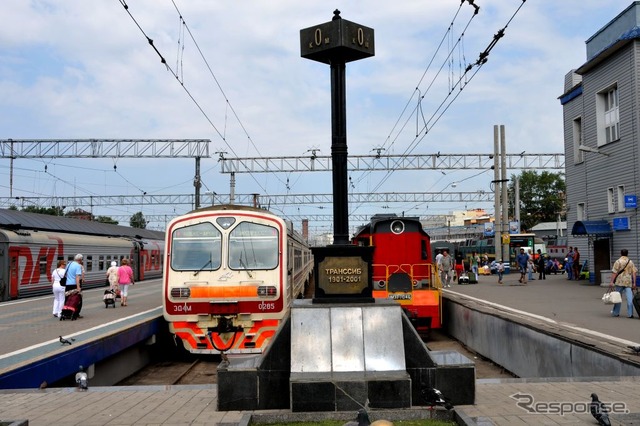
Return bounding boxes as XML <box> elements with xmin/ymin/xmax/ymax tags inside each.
<box><xmin>0</xmin><ymin>1</ymin><xmax>634</xmax><ymax>234</ymax></box>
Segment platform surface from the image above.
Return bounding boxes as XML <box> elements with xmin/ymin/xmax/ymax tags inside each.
<box><xmin>2</xmin><ymin>274</ymin><xmax>640</xmax><ymax>425</ymax></box>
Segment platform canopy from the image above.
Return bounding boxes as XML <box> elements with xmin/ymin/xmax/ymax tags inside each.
<box><xmin>571</xmin><ymin>220</ymin><xmax>612</xmax><ymax>237</ymax></box>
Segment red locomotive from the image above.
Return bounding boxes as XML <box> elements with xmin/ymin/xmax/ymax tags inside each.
<box><xmin>352</xmin><ymin>214</ymin><xmax>441</xmax><ymax>332</ymax></box>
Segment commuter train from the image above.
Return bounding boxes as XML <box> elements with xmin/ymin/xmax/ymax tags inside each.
<box><xmin>352</xmin><ymin>214</ymin><xmax>441</xmax><ymax>332</ymax></box>
<box><xmin>0</xmin><ymin>209</ymin><xmax>164</xmax><ymax>301</ymax></box>
<box><xmin>163</xmin><ymin>205</ymin><xmax>313</xmax><ymax>355</ymax></box>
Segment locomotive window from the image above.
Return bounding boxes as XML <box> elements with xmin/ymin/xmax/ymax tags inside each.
<box><xmin>229</xmin><ymin>222</ymin><xmax>279</xmax><ymax>270</ymax></box>
<box><xmin>171</xmin><ymin>222</ymin><xmax>222</xmax><ymax>271</ymax></box>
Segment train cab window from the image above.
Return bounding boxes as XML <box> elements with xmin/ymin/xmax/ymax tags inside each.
<box><xmin>171</xmin><ymin>222</ymin><xmax>222</xmax><ymax>271</ymax></box>
<box><xmin>229</xmin><ymin>222</ymin><xmax>278</xmax><ymax>270</ymax></box>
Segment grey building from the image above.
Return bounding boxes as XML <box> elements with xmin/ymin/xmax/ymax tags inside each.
<box><xmin>560</xmin><ymin>2</ymin><xmax>640</xmax><ymax>284</ymax></box>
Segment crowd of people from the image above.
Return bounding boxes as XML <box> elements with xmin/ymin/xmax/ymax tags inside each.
<box><xmin>435</xmin><ymin>243</ymin><xmax>639</xmax><ymax>319</ymax></box>
<box><xmin>435</xmin><ymin>245</ymin><xmax>591</xmax><ymax>287</ymax></box>
<box><xmin>50</xmin><ymin>254</ymin><xmax>135</xmax><ymax>319</ymax></box>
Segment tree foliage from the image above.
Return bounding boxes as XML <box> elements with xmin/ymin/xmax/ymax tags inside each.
<box><xmin>508</xmin><ymin>170</ymin><xmax>566</xmax><ymax>231</ymax></box>
<box><xmin>22</xmin><ymin>205</ymin><xmax>66</xmax><ymax>216</ymax></box>
<box><xmin>95</xmin><ymin>216</ymin><xmax>119</xmax><ymax>225</ymax></box>
<box><xmin>130</xmin><ymin>211</ymin><xmax>147</xmax><ymax>229</ymax></box>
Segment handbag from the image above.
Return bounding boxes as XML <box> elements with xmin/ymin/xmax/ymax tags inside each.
<box><xmin>59</xmin><ymin>269</ymin><xmax>68</xmax><ymax>286</ymax></box>
<box><xmin>602</xmin><ymin>289</ymin><xmax>622</xmax><ymax>304</ymax></box>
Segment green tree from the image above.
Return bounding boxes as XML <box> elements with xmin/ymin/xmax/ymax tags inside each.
<box><xmin>95</xmin><ymin>216</ymin><xmax>119</xmax><ymax>225</ymax></box>
<box><xmin>508</xmin><ymin>170</ymin><xmax>566</xmax><ymax>231</ymax></box>
<box><xmin>130</xmin><ymin>211</ymin><xmax>147</xmax><ymax>229</ymax></box>
<box><xmin>22</xmin><ymin>205</ymin><xmax>66</xmax><ymax>216</ymax></box>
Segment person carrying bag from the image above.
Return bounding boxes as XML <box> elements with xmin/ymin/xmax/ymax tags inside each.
<box><xmin>608</xmin><ymin>249</ymin><xmax>637</xmax><ymax>318</ymax></box>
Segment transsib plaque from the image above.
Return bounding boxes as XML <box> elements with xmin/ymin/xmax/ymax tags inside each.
<box><xmin>312</xmin><ymin>245</ymin><xmax>373</xmax><ymax>303</ymax></box>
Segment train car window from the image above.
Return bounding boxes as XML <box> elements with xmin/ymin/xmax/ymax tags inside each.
<box><xmin>39</xmin><ymin>255</ymin><xmax>47</xmax><ymax>275</ymax></box>
<box><xmin>229</xmin><ymin>222</ymin><xmax>279</xmax><ymax>270</ymax></box>
<box><xmin>99</xmin><ymin>255</ymin><xmax>105</xmax><ymax>271</ymax></box>
<box><xmin>171</xmin><ymin>222</ymin><xmax>222</xmax><ymax>271</ymax></box>
<box><xmin>86</xmin><ymin>255</ymin><xmax>93</xmax><ymax>272</ymax></box>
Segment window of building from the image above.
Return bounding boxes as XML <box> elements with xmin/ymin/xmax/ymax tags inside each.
<box><xmin>607</xmin><ymin>188</ymin><xmax>615</xmax><ymax>213</ymax></box>
<box><xmin>577</xmin><ymin>202</ymin><xmax>585</xmax><ymax>221</ymax></box>
<box><xmin>597</xmin><ymin>85</ymin><xmax>619</xmax><ymax>146</ymax></box>
<box><xmin>573</xmin><ymin>117</ymin><xmax>584</xmax><ymax>164</ymax></box>
<box><xmin>617</xmin><ymin>185</ymin><xmax>626</xmax><ymax>212</ymax></box>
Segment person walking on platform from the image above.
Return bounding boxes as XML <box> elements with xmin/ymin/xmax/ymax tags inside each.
<box><xmin>117</xmin><ymin>258</ymin><xmax>135</xmax><ymax>306</ymax></box>
<box><xmin>497</xmin><ymin>259</ymin><xmax>505</xmax><ymax>284</ymax></box>
<box><xmin>65</xmin><ymin>254</ymin><xmax>84</xmax><ymax>318</ymax></box>
<box><xmin>517</xmin><ymin>248</ymin><xmax>529</xmax><ymax>284</ymax></box>
<box><xmin>66</xmin><ymin>254</ymin><xmax>84</xmax><ymax>293</ymax></box>
<box><xmin>471</xmin><ymin>251</ymin><xmax>480</xmax><ymax>278</ymax></box>
<box><xmin>439</xmin><ymin>249</ymin><xmax>453</xmax><ymax>288</ymax></box>
<box><xmin>537</xmin><ymin>250</ymin><xmax>546</xmax><ymax>280</ymax></box>
<box><xmin>454</xmin><ymin>251</ymin><xmax>464</xmax><ymax>281</ymax></box>
<box><xmin>106</xmin><ymin>261</ymin><xmax>120</xmax><ymax>293</ymax></box>
<box><xmin>527</xmin><ymin>250</ymin><xmax>535</xmax><ymax>281</ymax></box>
<box><xmin>573</xmin><ymin>247</ymin><xmax>581</xmax><ymax>280</ymax></box>
<box><xmin>609</xmin><ymin>249</ymin><xmax>637</xmax><ymax>318</ymax></box>
<box><xmin>51</xmin><ymin>259</ymin><xmax>67</xmax><ymax>318</ymax></box>
<box><xmin>566</xmin><ymin>246</ymin><xmax>574</xmax><ymax>280</ymax></box>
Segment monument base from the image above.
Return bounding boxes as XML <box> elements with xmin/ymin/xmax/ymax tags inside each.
<box><xmin>290</xmin><ymin>371</ymin><xmax>411</xmax><ymax>412</ymax></box>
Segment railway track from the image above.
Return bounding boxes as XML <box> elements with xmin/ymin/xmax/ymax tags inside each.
<box><xmin>119</xmin><ymin>330</ymin><xmax>514</xmax><ymax>386</ymax></box>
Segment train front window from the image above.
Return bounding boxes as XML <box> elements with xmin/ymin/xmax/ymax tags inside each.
<box><xmin>229</xmin><ymin>222</ymin><xmax>278</xmax><ymax>270</ymax></box>
<box><xmin>171</xmin><ymin>222</ymin><xmax>222</xmax><ymax>271</ymax></box>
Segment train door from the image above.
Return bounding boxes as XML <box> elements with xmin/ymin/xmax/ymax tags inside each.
<box><xmin>130</xmin><ymin>243</ymin><xmax>141</xmax><ymax>282</ymax></box>
<box><xmin>8</xmin><ymin>247</ymin><xmax>20</xmax><ymax>299</ymax></box>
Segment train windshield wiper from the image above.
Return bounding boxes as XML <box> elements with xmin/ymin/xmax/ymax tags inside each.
<box><xmin>194</xmin><ymin>258</ymin><xmax>212</xmax><ymax>276</ymax></box>
<box><xmin>239</xmin><ymin>252</ymin><xmax>253</xmax><ymax>278</ymax></box>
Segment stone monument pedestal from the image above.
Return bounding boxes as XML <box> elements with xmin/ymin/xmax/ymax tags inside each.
<box><xmin>289</xmin><ymin>300</ymin><xmax>411</xmax><ymax>411</ymax></box>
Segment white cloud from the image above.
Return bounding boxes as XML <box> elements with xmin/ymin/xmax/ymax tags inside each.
<box><xmin>0</xmin><ymin>0</ymin><xmax>634</xmax><ymax>231</ymax></box>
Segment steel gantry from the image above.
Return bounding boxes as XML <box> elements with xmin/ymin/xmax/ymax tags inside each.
<box><xmin>219</xmin><ymin>153</ymin><xmax>564</xmax><ymax>173</ymax></box>
<box><xmin>105</xmin><ymin>213</ymin><xmax>455</xmax><ymax>225</ymax></box>
<box><xmin>0</xmin><ymin>139</ymin><xmax>210</xmax><ymax>207</ymax></box>
<box><xmin>0</xmin><ymin>139</ymin><xmax>210</xmax><ymax>158</ymax></box>
<box><xmin>1</xmin><ymin>191</ymin><xmax>493</xmax><ymax>210</ymax></box>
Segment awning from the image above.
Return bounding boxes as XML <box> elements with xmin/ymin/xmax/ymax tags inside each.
<box><xmin>571</xmin><ymin>220</ymin><xmax>612</xmax><ymax>237</ymax></box>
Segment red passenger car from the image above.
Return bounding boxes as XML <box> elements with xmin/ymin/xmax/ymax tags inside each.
<box><xmin>352</xmin><ymin>214</ymin><xmax>441</xmax><ymax>332</ymax></box>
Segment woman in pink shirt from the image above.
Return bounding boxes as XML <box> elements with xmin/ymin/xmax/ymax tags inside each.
<box><xmin>117</xmin><ymin>258</ymin><xmax>135</xmax><ymax>306</ymax></box>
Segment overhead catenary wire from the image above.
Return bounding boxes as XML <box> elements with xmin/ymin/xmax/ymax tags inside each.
<box><xmin>116</xmin><ymin>0</ymin><xmax>290</xmax><ymax>207</ymax></box>
<box><xmin>351</xmin><ymin>0</ymin><xmax>528</xmax><ymax>215</ymax></box>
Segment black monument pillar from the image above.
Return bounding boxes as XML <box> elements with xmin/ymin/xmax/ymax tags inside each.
<box><xmin>301</xmin><ymin>11</ymin><xmax>375</xmax><ymax>302</ymax></box>
<box><xmin>301</xmin><ymin>10</ymin><xmax>374</xmax><ymax>245</ymax></box>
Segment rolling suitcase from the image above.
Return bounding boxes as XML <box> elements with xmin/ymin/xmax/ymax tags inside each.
<box><xmin>103</xmin><ymin>289</ymin><xmax>116</xmax><ymax>308</ymax></box>
<box><xmin>458</xmin><ymin>273</ymin><xmax>469</xmax><ymax>285</ymax></box>
<box><xmin>468</xmin><ymin>271</ymin><xmax>478</xmax><ymax>284</ymax></box>
<box><xmin>60</xmin><ymin>291</ymin><xmax>82</xmax><ymax>320</ymax></box>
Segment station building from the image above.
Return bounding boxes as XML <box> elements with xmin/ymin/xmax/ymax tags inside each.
<box><xmin>560</xmin><ymin>1</ymin><xmax>640</xmax><ymax>283</ymax></box>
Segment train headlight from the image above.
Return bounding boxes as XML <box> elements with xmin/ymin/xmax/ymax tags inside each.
<box><xmin>257</xmin><ymin>285</ymin><xmax>277</xmax><ymax>297</ymax></box>
<box><xmin>170</xmin><ymin>287</ymin><xmax>191</xmax><ymax>298</ymax></box>
<box><xmin>377</xmin><ymin>280</ymin><xmax>386</xmax><ymax>289</ymax></box>
<box><xmin>390</xmin><ymin>220</ymin><xmax>405</xmax><ymax>235</ymax></box>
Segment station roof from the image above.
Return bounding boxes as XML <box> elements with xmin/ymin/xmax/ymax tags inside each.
<box><xmin>0</xmin><ymin>209</ymin><xmax>164</xmax><ymax>240</ymax></box>
<box><xmin>571</xmin><ymin>220</ymin><xmax>612</xmax><ymax>237</ymax></box>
